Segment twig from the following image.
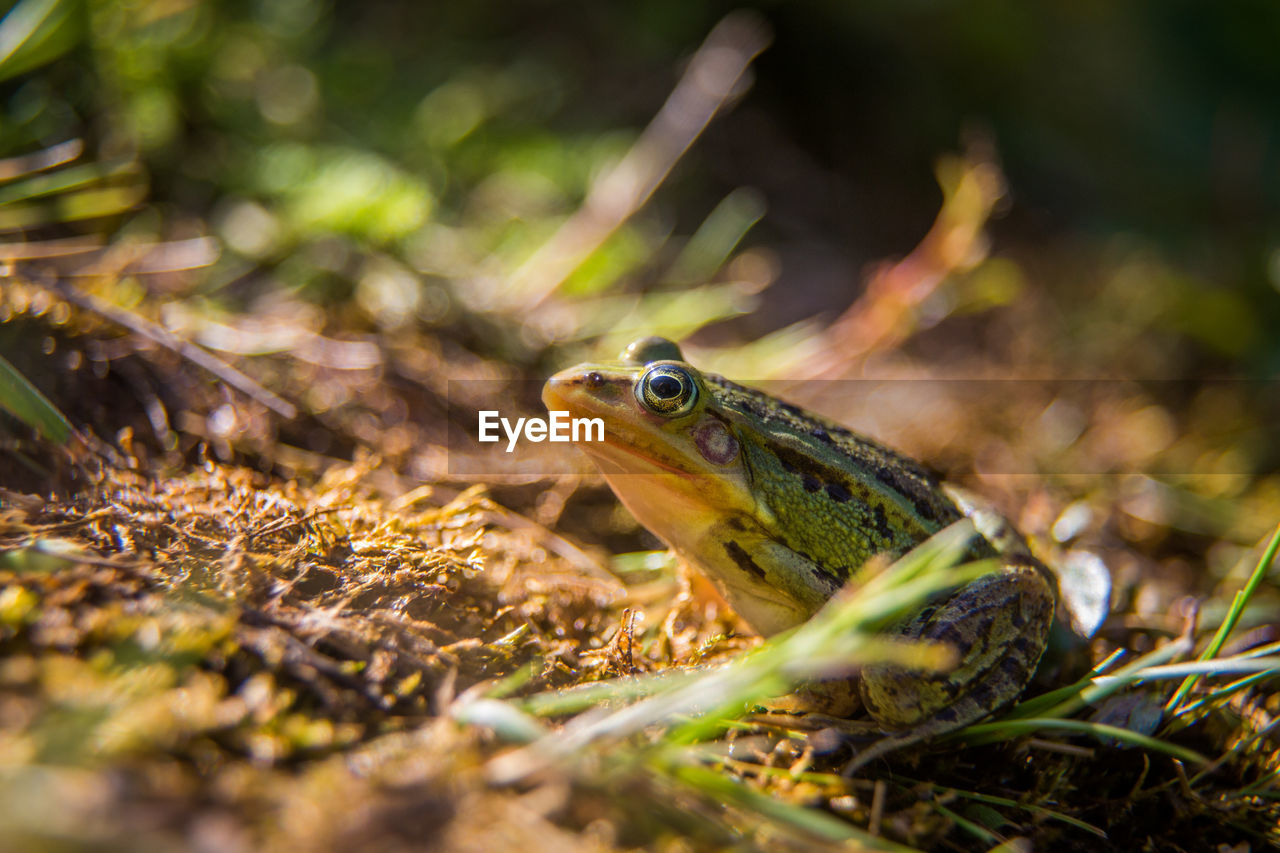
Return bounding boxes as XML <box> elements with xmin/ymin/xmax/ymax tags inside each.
<box><xmin>73</xmin><ymin>236</ymin><xmax>220</xmax><ymax>276</ymax></box>
<box><xmin>18</xmin><ymin>264</ymin><xmax>298</xmax><ymax>419</ymax></box>
<box><xmin>800</xmin><ymin>140</ymin><xmax>1007</xmax><ymax>379</ymax></box>
<box><xmin>0</xmin><ymin>235</ymin><xmax>103</xmax><ymax>260</ymax></box>
<box><xmin>0</xmin><ymin>138</ymin><xmax>83</xmax><ymax>181</ymax></box>
<box><xmin>868</xmin><ymin>778</ymin><xmax>886</xmax><ymax>837</ymax></box>
<box><xmin>509</xmin><ymin>11</ymin><xmax>771</xmax><ymax>309</ymax></box>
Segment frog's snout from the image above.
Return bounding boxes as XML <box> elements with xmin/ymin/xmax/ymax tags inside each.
<box><xmin>541</xmin><ymin>371</ymin><xmax>580</xmax><ymax>412</ymax></box>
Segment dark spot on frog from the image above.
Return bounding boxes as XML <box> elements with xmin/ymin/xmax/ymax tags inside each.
<box><xmin>932</xmin><ymin>706</ymin><xmax>959</xmax><ymax>724</ymax></box>
<box><xmin>1010</xmin><ymin>635</ymin><xmax>1038</xmax><ymax>657</ymax></box>
<box><xmin>725</xmin><ymin>516</ymin><xmax>747</xmax><ymax>532</ymax></box>
<box><xmin>929</xmin><ymin>674</ymin><xmax>965</xmax><ymax>698</ymax></box>
<box><xmin>786</xmin><ymin>542</ymin><xmax>844</xmax><ymax>585</ymax></box>
<box><xmin>809</xmin><ymin>564</ymin><xmax>841</xmax><ymax>592</ymax></box>
<box><xmin>967</xmin><ymin>683</ymin><xmax>996</xmax><ymax>709</ymax></box>
<box><xmin>825</xmin><ymin>482</ymin><xmax>852</xmax><ymax>502</ymax></box>
<box><xmin>933</xmin><ymin>622</ymin><xmax>972</xmax><ymax>653</ymax></box>
<box><xmin>772</xmin><ymin>445</ymin><xmax>846</xmax><ymax>498</ymax></box>
<box><xmin>737</xmin><ymin>397</ymin><xmax>769</xmax><ymax>419</ymax></box>
<box><xmin>869</xmin><ymin>463</ymin><xmax>948</xmax><ymax>525</ymax></box>
<box><xmin>912</xmin><ymin>497</ymin><xmax>941</xmax><ymax>524</ymax></box>
<box><xmin>872</xmin><ymin>503</ymin><xmax>892</xmax><ymax>540</ymax></box>
<box><xmin>1010</xmin><ymin>608</ymin><xmax>1026</xmax><ymax>629</ymax></box>
<box><xmin>810</xmin><ymin>426</ymin><xmax>832</xmax><ymax>443</ymax></box>
<box><xmin>999</xmin><ymin>656</ymin><xmax>1028</xmax><ymax>679</ymax></box>
<box><xmin>724</xmin><ymin>540</ymin><xmax>766</xmax><ymax>580</ymax></box>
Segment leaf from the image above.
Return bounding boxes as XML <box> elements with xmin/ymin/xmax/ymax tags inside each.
<box><xmin>0</xmin><ymin>0</ymin><xmax>81</xmax><ymax>83</ymax></box>
<box><xmin>0</xmin><ymin>352</ymin><xmax>73</xmax><ymax>443</ymax></box>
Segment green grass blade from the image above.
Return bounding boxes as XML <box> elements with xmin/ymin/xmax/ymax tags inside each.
<box><xmin>0</xmin><ymin>352</ymin><xmax>73</xmax><ymax>442</ymax></box>
<box><xmin>916</xmin><ymin>784</ymin><xmax>1105</xmax><ymax>838</ymax></box>
<box><xmin>0</xmin><ymin>0</ymin><xmax>79</xmax><ymax>83</ymax></box>
<box><xmin>673</xmin><ymin>764</ymin><xmax>922</xmax><ymax>851</ymax></box>
<box><xmin>0</xmin><ymin>160</ymin><xmax>127</xmax><ymax>206</ymax></box>
<box><xmin>966</xmin><ymin>640</ymin><xmax>1188</xmax><ymax>746</ymax></box>
<box><xmin>1105</xmin><ymin>657</ymin><xmax>1280</xmax><ymax>681</ymax></box>
<box><xmin>956</xmin><ymin>717</ymin><xmax>1208</xmax><ymax>764</ymax></box>
<box><xmin>933</xmin><ymin>802</ymin><xmax>999</xmax><ymax>845</ymax></box>
<box><xmin>997</xmin><ymin>648</ymin><xmax>1127</xmax><ymax>721</ymax></box>
<box><xmin>1171</xmin><ymin>669</ymin><xmax>1280</xmax><ymax>720</ymax></box>
<box><xmin>1166</xmin><ymin>524</ymin><xmax>1280</xmax><ymax>713</ymax></box>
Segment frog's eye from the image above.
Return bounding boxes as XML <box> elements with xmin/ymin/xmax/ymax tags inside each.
<box><xmin>637</xmin><ymin>364</ymin><xmax>698</xmax><ymax>416</ymax></box>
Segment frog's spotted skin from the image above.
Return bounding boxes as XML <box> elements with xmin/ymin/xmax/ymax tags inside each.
<box><xmin>543</xmin><ymin>337</ymin><xmax>1057</xmax><ymax>769</ymax></box>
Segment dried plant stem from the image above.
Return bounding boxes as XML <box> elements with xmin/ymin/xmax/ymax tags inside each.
<box><xmin>511</xmin><ymin>11</ymin><xmax>771</xmax><ymax>309</ymax></box>
<box><xmin>20</xmin><ymin>265</ymin><xmax>298</xmax><ymax>419</ymax></box>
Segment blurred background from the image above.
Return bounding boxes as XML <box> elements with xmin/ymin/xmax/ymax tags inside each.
<box><xmin>2</xmin><ymin>0</ymin><xmax>1279</xmax><ymax>562</ymax></box>
<box><xmin>2</xmin><ymin>4</ymin><xmax>1279</xmax><ymax>848</ymax></box>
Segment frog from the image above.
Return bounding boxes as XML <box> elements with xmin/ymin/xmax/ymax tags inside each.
<box><xmin>542</xmin><ymin>336</ymin><xmax>1060</xmax><ymax>771</ymax></box>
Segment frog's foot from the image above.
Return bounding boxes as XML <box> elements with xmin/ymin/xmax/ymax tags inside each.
<box><xmin>839</xmin><ymin>686</ymin><xmax>1014</xmax><ymax>775</ymax></box>
<box><xmin>845</xmin><ymin>562</ymin><xmax>1055</xmax><ymax>773</ymax></box>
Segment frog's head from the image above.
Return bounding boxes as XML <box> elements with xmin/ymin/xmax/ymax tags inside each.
<box><xmin>542</xmin><ymin>337</ymin><xmax>757</xmax><ymax>545</ymax></box>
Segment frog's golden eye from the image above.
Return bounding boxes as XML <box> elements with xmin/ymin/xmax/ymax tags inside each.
<box><xmin>637</xmin><ymin>364</ymin><xmax>698</xmax><ymax>416</ymax></box>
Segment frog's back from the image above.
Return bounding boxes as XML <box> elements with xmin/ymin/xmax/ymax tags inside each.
<box><xmin>707</xmin><ymin>374</ymin><xmax>967</xmax><ymax>579</ymax></box>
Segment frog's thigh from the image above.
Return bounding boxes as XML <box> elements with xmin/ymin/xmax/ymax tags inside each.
<box><xmin>859</xmin><ymin>562</ymin><xmax>1054</xmax><ymax>731</ymax></box>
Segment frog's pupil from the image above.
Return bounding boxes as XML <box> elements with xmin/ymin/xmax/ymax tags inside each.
<box><xmin>650</xmin><ymin>374</ymin><xmax>682</xmax><ymax>399</ymax></box>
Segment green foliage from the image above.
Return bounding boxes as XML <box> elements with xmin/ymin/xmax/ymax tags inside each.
<box><xmin>0</xmin><ymin>0</ymin><xmax>81</xmax><ymax>83</ymax></box>
<box><xmin>0</xmin><ymin>352</ymin><xmax>72</xmax><ymax>442</ymax></box>
<box><xmin>1166</xmin><ymin>524</ymin><xmax>1280</xmax><ymax>712</ymax></box>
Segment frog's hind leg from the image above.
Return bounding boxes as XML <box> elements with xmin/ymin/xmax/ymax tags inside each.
<box><xmin>842</xmin><ymin>562</ymin><xmax>1055</xmax><ymax>775</ymax></box>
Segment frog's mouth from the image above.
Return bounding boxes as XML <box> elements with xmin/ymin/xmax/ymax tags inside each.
<box><xmin>581</xmin><ymin>435</ymin><xmax>697</xmax><ymax>480</ymax></box>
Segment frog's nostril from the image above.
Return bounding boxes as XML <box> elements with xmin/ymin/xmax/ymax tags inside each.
<box><xmin>585</xmin><ymin>372</ymin><xmax>604</xmax><ymax>388</ymax></box>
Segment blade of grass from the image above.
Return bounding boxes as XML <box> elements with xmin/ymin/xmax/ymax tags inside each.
<box><xmin>996</xmin><ymin>648</ymin><xmax>1126</xmax><ymax>721</ymax></box>
<box><xmin>0</xmin><ymin>138</ymin><xmax>83</xmax><ymax>181</ymax></box>
<box><xmin>959</xmin><ymin>639</ymin><xmax>1190</xmax><ymax>749</ymax></box>
<box><xmin>896</xmin><ymin>780</ymin><xmax>1106</xmax><ymax>839</ymax></box>
<box><xmin>517</xmin><ymin>669</ymin><xmax>701</xmax><ymax>717</ymax></box>
<box><xmin>1188</xmin><ymin>716</ymin><xmax>1280</xmax><ymax>787</ymax></box>
<box><xmin>1097</xmin><ymin>657</ymin><xmax>1280</xmax><ymax>681</ymax></box>
<box><xmin>956</xmin><ymin>717</ymin><xmax>1208</xmax><ymax>765</ymax></box>
<box><xmin>0</xmin><ymin>160</ymin><xmax>133</xmax><ymax>206</ymax></box>
<box><xmin>1166</xmin><ymin>524</ymin><xmax>1280</xmax><ymax>713</ymax></box>
<box><xmin>1171</xmin><ymin>669</ymin><xmax>1280</xmax><ymax>721</ymax></box>
<box><xmin>0</xmin><ymin>0</ymin><xmax>77</xmax><ymax>82</ymax></box>
<box><xmin>932</xmin><ymin>803</ymin><xmax>1000</xmax><ymax>845</ymax></box>
<box><xmin>0</xmin><ymin>352</ymin><xmax>73</xmax><ymax>442</ymax></box>
<box><xmin>672</xmin><ymin>763</ymin><xmax>921</xmax><ymax>852</ymax></box>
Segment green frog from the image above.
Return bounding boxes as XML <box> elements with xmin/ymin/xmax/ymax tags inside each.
<box><xmin>542</xmin><ymin>336</ymin><xmax>1059</xmax><ymax>768</ymax></box>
